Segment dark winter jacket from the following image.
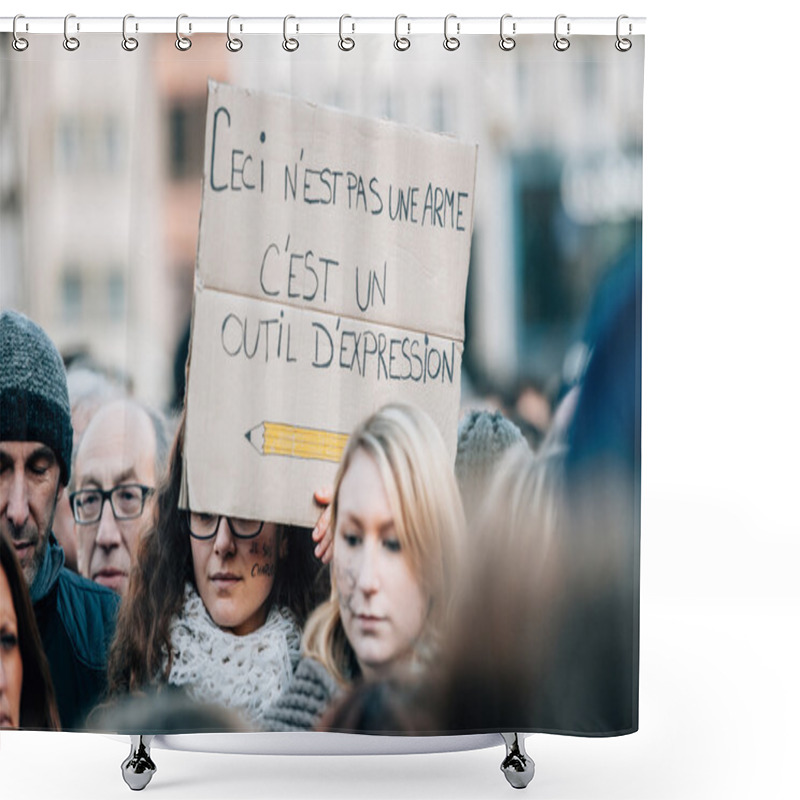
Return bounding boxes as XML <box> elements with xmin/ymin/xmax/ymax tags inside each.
<box><xmin>30</xmin><ymin>534</ymin><xmax>119</xmax><ymax>730</ymax></box>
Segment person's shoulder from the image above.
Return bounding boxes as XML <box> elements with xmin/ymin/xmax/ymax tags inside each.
<box><xmin>293</xmin><ymin>657</ymin><xmax>339</xmax><ymax>698</ymax></box>
<box><xmin>262</xmin><ymin>657</ymin><xmax>339</xmax><ymax>732</ymax></box>
<box><xmin>54</xmin><ymin>568</ymin><xmax>119</xmax><ymax>669</ymax></box>
<box><xmin>57</xmin><ymin>567</ymin><xmax>120</xmax><ymax>615</ymax></box>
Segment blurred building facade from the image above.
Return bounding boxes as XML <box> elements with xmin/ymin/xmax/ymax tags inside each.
<box><xmin>1</xmin><ymin>32</ymin><xmax>642</xmax><ymax>410</ymax></box>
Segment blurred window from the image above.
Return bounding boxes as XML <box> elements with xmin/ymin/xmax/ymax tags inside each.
<box><xmin>431</xmin><ymin>86</ymin><xmax>447</xmax><ymax>134</ymax></box>
<box><xmin>107</xmin><ymin>268</ymin><xmax>125</xmax><ymax>320</ymax></box>
<box><xmin>56</xmin><ymin>117</ymin><xmax>80</xmax><ymax>173</ymax></box>
<box><xmin>169</xmin><ymin>99</ymin><xmax>206</xmax><ymax>180</ymax></box>
<box><xmin>382</xmin><ymin>88</ymin><xmax>393</xmax><ymax>120</ymax></box>
<box><xmin>61</xmin><ymin>268</ymin><xmax>83</xmax><ymax>323</ymax></box>
<box><xmin>102</xmin><ymin>116</ymin><xmax>123</xmax><ymax>172</ymax></box>
<box><xmin>55</xmin><ymin>115</ymin><xmax>125</xmax><ymax>174</ymax></box>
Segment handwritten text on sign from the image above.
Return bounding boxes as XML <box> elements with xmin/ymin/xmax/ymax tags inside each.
<box><xmin>182</xmin><ymin>81</ymin><xmax>478</xmax><ymax>527</ymax></box>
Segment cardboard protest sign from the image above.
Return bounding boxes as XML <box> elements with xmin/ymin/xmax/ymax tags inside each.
<box><xmin>182</xmin><ymin>81</ymin><xmax>477</xmax><ymax>527</ymax></box>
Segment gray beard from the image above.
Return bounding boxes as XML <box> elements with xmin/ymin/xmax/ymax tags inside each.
<box><xmin>23</xmin><ymin>536</ymin><xmax>48</xmax><ymax>586</ymax></box>
<box><xmin>19</xmin><ymin>488</ymin><xmax>59</xmax><ymax>587</ymax></box>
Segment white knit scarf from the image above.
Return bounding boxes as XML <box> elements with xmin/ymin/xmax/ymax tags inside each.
<box><xmin>166</xmin><ymin>583</ymin><xmax>301</xmax><ymax>730</ymax></box>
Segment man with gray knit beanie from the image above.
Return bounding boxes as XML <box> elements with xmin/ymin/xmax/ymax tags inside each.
<box><xmin>1</xmin><ymin>310</ymin><xmax>119</xmax><ymax>730</ymax></box>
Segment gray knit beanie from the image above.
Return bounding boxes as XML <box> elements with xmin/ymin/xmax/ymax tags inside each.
<box><xmin>455</xmin><ymin>409</ymin><xmax>526</xmax><ymax>493</ymax></box>
<box><xmin>0</xmin><ymin>310</ymin><xmax>73</xmax><ymax>485</ymax></box>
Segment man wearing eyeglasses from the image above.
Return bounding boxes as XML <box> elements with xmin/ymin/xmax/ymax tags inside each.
<box><xmin>0</xmin><ymin>310</ymin><xmax>119</xmax><ymax>729</ymax></box>
<box><xmin>71</xmin><ymin>399</ymin><xmax>167</xmax><ymax>596</ymax></box>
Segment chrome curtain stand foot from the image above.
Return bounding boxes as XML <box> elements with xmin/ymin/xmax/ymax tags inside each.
<box><xmin>500</xmin><ymin>733</ymin><xmax>535</xmax><ymax>789</ymax></box>
<box><xmin>121</xmin><ymin>735</ymin><xmax>157</xmax><ymax>791</ymax></box>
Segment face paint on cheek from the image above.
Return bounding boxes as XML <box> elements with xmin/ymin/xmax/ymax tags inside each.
<box><xmin>335</xmin><ymin>562</ymin><xmax>358</xmax><ymax>615</ymax></box>
<box><xmin>249</xmin><ymin>540</ymin><xmax>274</xmax><ymax>557</ymax></box>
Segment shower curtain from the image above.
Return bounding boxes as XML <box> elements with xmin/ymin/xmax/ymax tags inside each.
<box><xmin>0</xmin><ymin>17</ymin><xmax>643</xmax><ymax>739</ymax></box>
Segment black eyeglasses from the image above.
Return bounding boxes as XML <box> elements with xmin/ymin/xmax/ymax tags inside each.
<box><xmin>188</xmin><ymin>512</ymin><xmax>264</xmax><ymax>540</ymax></box>
<box><xmin>70</xmin><ymin>484</ymin><xmax>154</xmax><ymax>524</ymax></box>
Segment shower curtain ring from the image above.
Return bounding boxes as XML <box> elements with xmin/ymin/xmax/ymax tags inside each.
<box><xmin>615</xmin><ymin>15</ymin><xmax>632</xmax><ymax>52</ymax></box>
<box><xmin>553</xmin><ymin>14</ymin><xmax>570</xmax><ymax>51</ymax></box>
<box><xmin>499</xmin><ymin>14</ymin><xmax>516</xmax><ymax>51</ymax></box>
<box><xmin>283</xmin><ymin>15</ymin><xmax>299</xmax><ymax>52</ymax></box>
<box><xmin>122</xmin><ymin>14</ymin><xmax>139</xmax><ymax>51</ymax></box>
<box><xmin>443</xmin><ymin>14</ymin><xmax>460</xmax><ymax>51</ymax></box>
<box><xmin>12</xmin><ymin>15</ymin><xmax>29</xmax><ymax>52</ymax></box>
<box><xmin>394</xmin><ymin>15</ymin><xmax>410</xmax><ymax>51</ymax></box>
<box><xmin>338</xmin><ymin>14</ymin><xmax>355</xmax><ymax>51</ymax></box>
<box><xmin>63</xmin><ymin>14</ymin><xmax>80</xmax><ymax>51</ymax></box>
<box><xmin>176</xmin><ymin>14</ymin><xmax>192</xmax><ymax>51</ymax></box>
<box><xmin>227</xmin><ymin>15</ymin><xmax>243</xmax><ymax>52</ymax></box>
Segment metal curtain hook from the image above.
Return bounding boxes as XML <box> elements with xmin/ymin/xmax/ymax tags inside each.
<box><xmin>499</xmin><ymin>14</ymin><xmax>516</xmax><ymax>51</ymax></box>
<box><xmin>176</xmin><ymin>14</ymin><xmax>192</xmax><ymax>51</ymax></box>
<box><xmin>615</xmin><ymin>14</ymin><xmax>632</xmax><ymax>52</ymax></box>
<box><xmin>553</xmin><ymin>14</ymin><xmax>570</xmax><ymax>51</ymax></box>
<box><xmin>443</xmin><ymin>14</ymin><xmax>460</xmax><ymax>51</ymax></box>
<box><xmin>394</xmin><ymin>14</ymin><xmax>410</xmax><ymax>51</ymax></box>
<box><xmin>12</xmin><ymin>14</ymin><xmax>29</xmax><ymax>52</ymax></box>
<box><xmin>339</xmin><ymin>14</ymin><xmax>355</xmax><ymax>51</ymax></box>
<box><xmin>283</xmin><ymin>15</ymin><xmax>299</xmax><ymax>52</ymax></box>
<box><xmin>63</xmin><ymin>13</ymin><xmax>80</xmax><ymax>51</ymax></box>
<box><xmin>227</xmin><ymin>15</ymin><xmax>243</xmax><ymax>52</ymax></box>
<box><xmin>122</xmin><ymin>14</ymin><xmax>139</xmax><ymax>51</ymax></box>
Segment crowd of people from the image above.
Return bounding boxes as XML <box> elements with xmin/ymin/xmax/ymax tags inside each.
<box><xmin>0</xmin><ymin>251</ymin><xmax>639</xmax><ymax>737</ymax></box>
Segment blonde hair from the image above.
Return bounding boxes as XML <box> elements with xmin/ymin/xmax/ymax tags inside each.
<box><xmin>303</xmin><ymin>403</ymin><xmax>464</xmax><ymax>686</ymax></box>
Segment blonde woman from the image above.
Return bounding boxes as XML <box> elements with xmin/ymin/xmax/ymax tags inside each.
<box><xmin>265</xmin><ymin>403</ymin><xmax>464</xmax><ymax>732</ymax></box>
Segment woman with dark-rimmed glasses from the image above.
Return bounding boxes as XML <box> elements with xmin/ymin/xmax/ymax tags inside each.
<box><xmin>105</xmin><ymin>415</ymin><xmax>325</xmax><ymax>731</ymax></box>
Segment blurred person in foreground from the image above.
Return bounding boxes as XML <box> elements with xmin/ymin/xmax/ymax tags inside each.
<box><xmin>433</xmin><ymin>443</ymin><xmax>568</xmax><ymax>731</ymax></box>
<box><xmin>556</xmin><ymin>245</ymin><xmax>641</xmax><ymax>734</ymax></box>
<box><xmin>0</xmin><ymin>310</ymin><xmax>119</xmax><ymax>730</ymax></box>
<box><xmin>70</xmin><ymin>398</ymin><xmax>169</xmax><ymax>596</ymax></box>
<box><xmin>446</xmin><ymin>246</ymin><xmax>642</xmax><ymax>735</ymax></box>
<box><xmin>88</xmin><ymin>684</ymin><xmax>252</xmax><ymax>735</ymax></box>
<box><xmin>1</xmin><ymin>531</ymin><xmax>61</xmax><ymax>729</ymax></box>
<box><xmin>440</xmin><ymin>245</ymin><xmax>641</xmax><ymax>735</ymax></box>
<box><xmin>264</xmin><ymin>403</ymin><xmax>464</xmax><ymax>732</ymax></box>
<box><xmin>318</xmin><ymin>677</ymin><xmax>435</xmax><ymax>734</ymax></box>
